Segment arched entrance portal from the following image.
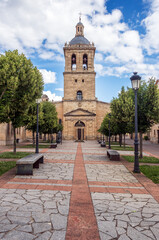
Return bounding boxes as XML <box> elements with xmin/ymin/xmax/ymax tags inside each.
<box><xmin>75</xmin><ymin>120</ymin><xmax>85</xmax><ymax>141</ymax></box>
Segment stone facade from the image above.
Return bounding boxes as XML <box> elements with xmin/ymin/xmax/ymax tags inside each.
<box><xmin>0</xmin><ymin>122</ymin><xmax>26</xmax><ymax>146</ymax></box>
<box><xmin>54</xmin><ymin>19</ymin><xmax>110</xmax><ymax>140</ymax></box>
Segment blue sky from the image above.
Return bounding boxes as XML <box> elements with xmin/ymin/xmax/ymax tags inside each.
<box><xmin>0</xmin><ymin>0</ymin><xmax>159</xmax><ymax>103</ymax></box>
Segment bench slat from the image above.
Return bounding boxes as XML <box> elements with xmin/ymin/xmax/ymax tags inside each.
<box><xmin>17</xmin><ymin>153</ymin><xmax>43</xmax><ymax>164</ymax></box>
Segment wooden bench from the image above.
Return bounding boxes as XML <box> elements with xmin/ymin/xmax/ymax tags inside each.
<box><xmin>16</xmin><ymin>153</ymin><xmax>44</xmax><ymax>175</ymax></box>
<box><xmin>50</xmin><ymin>143</ymin><xmax>57</xmax><ymax>148</ymax></box>
<box><xmin>107</xmin><ymin>150</ymin><xmax>120</xmax><ymax>161</ymax></box>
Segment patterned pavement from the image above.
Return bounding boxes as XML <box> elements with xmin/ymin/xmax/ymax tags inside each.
<box><xmin>0</xmin><ymin>141</ymin><xmax>159</xmax><ymax>239</ymax></box>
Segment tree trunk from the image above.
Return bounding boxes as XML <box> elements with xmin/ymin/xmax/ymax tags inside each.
<box><xmin>43</xmin><ymin>134</ymin><xmax>46</xmax><ymax>141</ymax></box>
<box><xmin>124</xmin><ymin>134</ymin><xmax>125</xmax><ymax>149</ymax></box>
<box><xmin>13</xmin><ymin>126</ymin><xmax>16</xmax><ymax>154</ymax></box>
<box><xmin>115</xmin><ymin>135</ymin><xmax>117</xmax><ymax>142</ymax></box>
<box><xmin>119</xmin><ymin>134</ymin><xmax>122</xmax><ymax>147</ymax></box>
<box><xmin>0</xmin><ymin>87</ymin><xmax>7</xmax><ymax>100</ymax></box>
<box><xmin>32</xmin><ymin>131</ymin><xmax>35</xmax><ymax>146</ymax></box>
<box><xmin>139</xmin><ymin>132</ymin><xmax>143</xmax><ymax>158</ymax></box>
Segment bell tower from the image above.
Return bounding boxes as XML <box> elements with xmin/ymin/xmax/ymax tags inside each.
<box><xmin>54</xmin><ymin>17</ymin><xmax>110</xmax><ymax>141</ymax></box>
<box><xmin>63</xmin><ymin>18</ymin><xmax>96</xmax><ymax>101</ymax></box>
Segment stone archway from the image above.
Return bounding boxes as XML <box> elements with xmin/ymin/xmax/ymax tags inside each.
<box><xmin>75</xmin><ymin>120</ymin><xmax>85</xmax><ymax>141</ymax></box>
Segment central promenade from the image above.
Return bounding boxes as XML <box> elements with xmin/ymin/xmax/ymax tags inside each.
<box><xmin>0</xmin><ymin>141</ymin><xmax>159</xmax><ymax>239</ymax></box>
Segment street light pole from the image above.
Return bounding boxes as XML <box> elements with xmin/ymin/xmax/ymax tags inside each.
<box><xmin>108</xmin><ymin>113</ymin><xmax>111</xmax><ymax>149</ymax></box>
<box><xmin>134</xmin><ymin>89</ymin><xmax>140</xmax><ymax>173</ymax></box>
<box><xmin>36</xmin><ymin>99</ymin><xmax>41</xmax><ymax>154</ymax></box>
<box><xmin>130</xmin><ymin>72</ymin><xmax>141</xmax><ymax>173</ymax></box>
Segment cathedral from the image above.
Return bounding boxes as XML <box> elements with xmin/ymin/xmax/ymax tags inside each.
<box><xmin>54</xmin><ymin>18</ymin><xmax>110</xmax><ymax>140</ymax></box>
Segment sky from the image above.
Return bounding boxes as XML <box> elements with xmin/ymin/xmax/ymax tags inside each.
<box><xmin>0</xmin><ymin>0</ymin><xmax>159</xmax><ymax>103</ymax></box>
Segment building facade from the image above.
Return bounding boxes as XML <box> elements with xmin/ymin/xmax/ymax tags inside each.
<box><xmin>55</xmin><ymin>19</ymin><xmax>110</xmax><ymax>140</ymax></box>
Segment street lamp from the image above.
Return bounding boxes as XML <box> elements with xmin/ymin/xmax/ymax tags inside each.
<box><xmin>35</xmin><ymin>98</ymin><xmax>42</xmax><ymax>154</ymax></box>
<box><xmin>108</xmin><ymin>113</ymin><xmax>111</xmax><ymax>149</ymax></box>
<box><xmin>130</xmin><ymin>72</ymin><xmax>141</xmax><ymax>173</ymax></box>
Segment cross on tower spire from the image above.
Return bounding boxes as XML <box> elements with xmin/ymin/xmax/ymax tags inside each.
<box><xmin>79</xmin><ymin>12</ymin><xmax>82</xmax><ymax>22</ymax></box>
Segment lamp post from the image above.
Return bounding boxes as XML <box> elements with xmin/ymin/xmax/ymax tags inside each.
<box><xmin>36</xmin><ymin>99</ymin><xmax>41</xmax><ymax>154</ymax></box>
<box><xmin>130</xmin><ymin>72</ymin><xmax>141</xmax><ymax>173</ymax></box>
<box><xmin>108</xmin><ymin>113</ymin><xmax>111</xmax><ymax>149</ymax></box>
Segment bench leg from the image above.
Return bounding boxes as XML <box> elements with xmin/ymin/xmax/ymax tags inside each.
<box><xmin>33</xmin><ymin>160</ymin><xmax>39</xmax><ymax>168</ymax></box>
<box><xmin>39</xmin><ymin>156</ymin><xmax>44</xmax><ymax>164</ymax></box>
<box><xmin>16</xmin><ymin>164</ymin><xmax>33</xmax><ymax>175</ymax></box>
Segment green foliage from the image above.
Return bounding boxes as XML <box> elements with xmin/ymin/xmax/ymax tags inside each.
<box><xmin>19</xmin><ymin>144</ymin><xmax>50</xmax><ymax>148</ymax></box>
<box><xmin>0</xmin><ymin>161</ymin><xmax>16</xmax><ymax>176</ymax></box>
<box><xmin>98</xmin><ymin>113</ymin><xmax>112</xmax><ymax>136</ymax></box>
<box><xmin>136</xmin><ymin>78</ymin><xmax>159</xmax><ymax>133</ymax></box>
<box><xmin>25</xmin><ymin>102</ymin><xmax>43</xmax><ymax>132</ymax></box>
<box><xmin>110</xmin><ymin>146</ymin><xmax>134</xmax><ymax>151</ymax></box>
<box><xmin>0</xmin><ymin>152</ymin><xmax>30</xmax><ymax>159</ymax></box>
<box><xmin>122</xmin><ymin>155</ymin><xmax>159</xmax><ymax>163</ymax></box>
<box><xmin>111</xmin><ymin>87</ymin><xmax>135</xmax><ymax>135</ymax></box>
<box><xmin>140</xmin><ymin>165</ymin><xmax>159</xmax><ymax>184</ymax></box>
<box><xmin>0</xmin><ymin>50</ymin><xmax>43</xmax><ymax>126</ymax></box>
<box><xmin>40</xmin><ymin>101</ymin><xmax>58</xmax><ymax>134</ymax></box>
<box><xmin>0</xmin><ymin>50</ymin><xmax>44</xmax><ymax>152</ymax></box>
<box><xmin>144</xmin><ymin>136</ymin><xmax>149</xmax><ymax>141</ymax></box>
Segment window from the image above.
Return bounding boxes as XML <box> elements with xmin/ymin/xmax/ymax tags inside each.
<box><xmin>72</xmin><ymin>54</ymin><xmax>76</xmax><ymax>70</ymax></box>
<box><xmin>75</xmin><ymin>79</ymin><xmax>77</xmax><ymax>82</ymax></box>
<box><xmin>59</xmin><ymin>119</ymin><xmax>62</xmax><ymax>124</ymax></box>
<box><xmin>83</xmin><ymin>54</ymin><xmax>88</xmax><ymax>70</ymax></box>
<box><xmin>77</xmin><ymin>91</ymin><xmax>83</xmax><ymax>101</ymax></box>
<box><xmin>82</xmin><ymin>79</ymin><xmax>84</xmax><ymax>82</ymax></box>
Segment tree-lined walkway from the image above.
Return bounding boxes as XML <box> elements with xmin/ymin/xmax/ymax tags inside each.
<box><xmin>0</xmin><ymin>141</ymin><xmax>159</xmax><ymax>239</ymax></box>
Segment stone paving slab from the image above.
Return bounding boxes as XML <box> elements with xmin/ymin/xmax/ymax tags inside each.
<box><xmin>44</xmin><ymin>153</ymin><xmax>76</xmax><ymax>161</ymax></box>
<box><xmin>85</xmin><ymin>164</ymin><xmax>138</xmax><ymax>183</ymax></box>
<box><xmin>14</xmin><ymin>163</ymin><xmax>74</xmax><ymax>180</ymax></box>
<box><xmin>83</xmin><ymin>154</ymin><xmax>109</xmax><ymax>161</ymax></box>
<box><xmin>0</xmin><ymin>140</ymin><xmax>159</xmax><ymax>240</ymax></box>
<box><xmin>0</xmin><ymin>189</ymin><xmax>70</xmax><ymax>240</ymax></box>
<box><xmin>92</xmin><ymin>192</ymin><xmax>159</xmax><ymax>240</ymax></box>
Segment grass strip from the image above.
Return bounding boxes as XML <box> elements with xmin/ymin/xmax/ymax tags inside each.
<box><xmin>0</xmin><ymin>161</ymin><xmax>16</xmax><ymax>176</ymax></box>
<box><xmin>122</xmin><ymin>155</ymin><xmax>159</xmax><ymax>163</ymax></box>
<box><xmin>19</xmin><ymin>144</ymin><xmax>50</xmax><ymax>148</ymax></box>
<box><xmin>105</xmin><ymin>142</ymin><xmax>127</xmax><ymax>146</ymax></box>
<box><xmin>0</xmin><ymin>152</ymin><xmax>31</xmax><ymax>159</ymax></box>
<box><xmin>110</xmin><ymin>146</ymin><xmax>134</xmax><ymax>151</ymax></box>
<box><xmin>140</xmin><ymin>165</ymin><xmax>159</xmax><ymax>184</ymax></box>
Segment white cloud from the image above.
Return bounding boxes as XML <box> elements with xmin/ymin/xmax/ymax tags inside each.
<box><xmin>0</xmin><ymin>0</ymin><xmax>159</xmax><ymax>80</ymax></box>
<box><xmin>43</xmin><ymin>90</ymin><xmax>62</xmax><ymax>102</ymax></box>
<box><xmin>39</xmin><ymin>69</ymin><xmax>56</xmax><ymax>84</ymax></box>
<box><xmin>39</xmin><ymin>50</ymin><xmax>55</xmax><ymax>60</ymax></box>
<box><xmin>0</xmin><ymin>0</ymin><xmax>141</xmax><ymax>65</ymax></box>
<box><xmin>55</xmin><ymin>88</ymin><xmax>64</xmax><ymax>92</ymax></box>
<box><xmin>142</xmin><ymin>0</ymin><xmax>159</xmax><ymax>54</ymax></box>
<box><xmin>95</xmin><ymin>53</ymin><xmax>103</xmax><ymax>62</ymax></box>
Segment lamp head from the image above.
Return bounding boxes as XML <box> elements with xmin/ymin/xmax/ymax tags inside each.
<box><xmin>130</xmin><ymin>72</ymin><xmax>141</xmax><ymax>90</ymax></box>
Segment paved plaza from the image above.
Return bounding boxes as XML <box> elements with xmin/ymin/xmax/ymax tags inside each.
<box><xmin>0</xmin><ymin>141</ymin><xmax>159</xmax><ymax>239</ymax></box>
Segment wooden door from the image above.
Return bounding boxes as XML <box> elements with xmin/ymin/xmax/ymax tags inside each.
<box><xmin>78</xmin><ymin>129</ymin><xmax>81</xmax><ymax>140</ymax></box>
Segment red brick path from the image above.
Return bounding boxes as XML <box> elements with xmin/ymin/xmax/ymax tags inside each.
<box><xmin>66</xmin><ymin>143</ymin><xmax>100</xmax><ymax>240</ymax></box>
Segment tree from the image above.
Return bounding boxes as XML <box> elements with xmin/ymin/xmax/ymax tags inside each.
<box><xmin>135</xmin><ymin>78</ymin><xmax>159</xmax><ymax>157</ymax></box>
<box><xmin>0</xmin><ymin>50</ymin><xmax>44</xmax><ymax>152</ymax></box>
<box><xmin>25</xmin><ymin>103</ymin><xmax>44</xmax><ymax>145</ymax></box>
<box><xmin>111</xmin><ymin>87</ymin><xmax>134</xmax><ymax>147</ymax></box>
<box><xmin>40</xmin><ymin>101</ymin><xmax>58</xmax><ymax>141</ymax></box>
